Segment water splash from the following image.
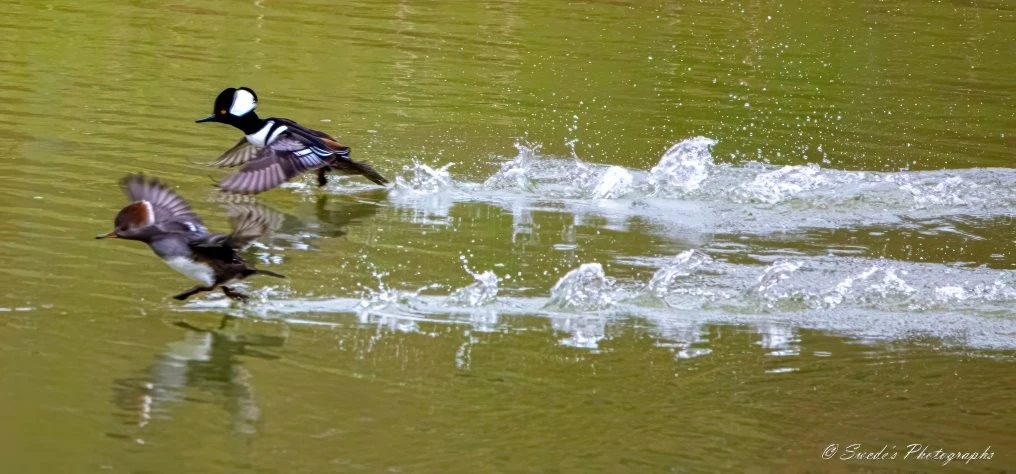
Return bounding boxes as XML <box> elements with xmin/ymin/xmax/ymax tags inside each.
<box><xmin>893</xmin><ymin>174</ymin><xmax>986</xmax><ymax>209</ymax></box>
<box><xmin>389</xmin><ymin>160</ymin><xmax>456</xmax><ymax>224</ymax></box>
<box><xmin>735</xmin><ymin>163</ymin><xmax>838</xmax><ymax>204</ymax></box>
<box><xmin>643</xmin><ymin>250</ymin><xmax>714</xmax><ymax>298</ymax></box>
<box><xmin>483</xmin><ymin>142</ymin><xmax>540</xmax><ymax>191</ymax></box>
<box><xmin>590</xmin><ymin>166</ymin><xmax>634</xmax><ymax>199</ymax></box>
<box><xmin>447</xmin><ymin>270</ymin><xmax>499</xmax><ymax>307</ymax></box>
<box><xmin>820</xmin><ymin>266</ymin><xmax>917</xmax><ymax>310</ymax></box>
<box><xmin>546</xmin><ymin>263</ymin><xmax>618</xmax><ymax>311</ymax></box>
<box><xmin>484</xmin><ymin>141</ymin><xmax>630</xmax><ymax>199</ymax></box>
<box><xmin>647</xmin><ymin>137</ymin><xmax>716</xmax><ymax>195</ymax></box>
<box><xmin>756</xmin><ymin>261</ymin><xmax>804</xmax><ymax>295</ymax></box>
<box><xmin>386</xmin><ymin>136</ymin><xmax>1016</xmax><ymax>238</ymax></box>
<box><xmin>355</xmin><ymin>279</ymin><xmax>404</xmax><ymax>315</ymax></box>
<box><xmin>355</xmin><ymin>275</ymin><xmax>439</xmax><ymax>333</ymax></box>
<box><xmin>392</xmin><ymin>160</ymin><xmax>456</xmax><ymax>194</ymax></box>
<box><xmin>179</xmin><ymin>253</ymin><xmax>1016</xmax><ymax>352</ymax></box>
<box><xmin>177</xmin><ymin>136</ymin><xmax>1016</xmax><ymax>354</ymax></box>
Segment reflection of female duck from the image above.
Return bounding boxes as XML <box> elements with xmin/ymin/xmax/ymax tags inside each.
<box><xmin>111</xmin><ymin>324</ymin><xmax>285</xmax><ymax>438</ymax></box>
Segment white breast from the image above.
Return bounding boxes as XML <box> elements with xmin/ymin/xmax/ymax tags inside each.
<box><xmin>245</xmin><ymin>121</ymin><xmax>287</xmax><ymax>147</ymax></box>
<box><xmin>246</xmin><ymin>121</ymin><xmax>274</xmax><ymax>147</ymax></box>
<box><xmin>164</xmin><ymin>257</ymin><xmax>216</xmax><ymax>287</ymax></box>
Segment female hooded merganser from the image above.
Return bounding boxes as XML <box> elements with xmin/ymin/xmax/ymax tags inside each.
<box><xmin>196</xmin><ymin>87</ymin><xmax>388</xmax><ymax>194</ymax></box>
<box><xmin>96</xmin><ymin>174</ymin><xmax>285</xmax><ymax>302</ymax></box>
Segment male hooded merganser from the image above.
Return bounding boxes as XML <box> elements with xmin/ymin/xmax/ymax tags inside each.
<box><xmin>196</xmin><ymin>87</ymin><xmax>388</xmax><ymax>194</ymax></box>
<box><xmin>96</xmin><ymin>174</ymin><xmax>285</xmax><ymax>301</ymax></box>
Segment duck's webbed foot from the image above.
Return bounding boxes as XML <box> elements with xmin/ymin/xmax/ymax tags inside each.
<box><xmin>317</xmin><ymin>167</ymin><xmax>329</xmax><ymax>187</ymax></box>
<box><xmin>221</xmin><ymin>286</ymin><xmax>250</xmax><ymax>303</ymax></box>
<box><xmin>173</xmin><ymin>286</ymin><xmax>215</xmax><ymax>301</ymax></box>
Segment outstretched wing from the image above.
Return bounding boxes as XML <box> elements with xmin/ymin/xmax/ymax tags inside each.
<box><xmin>218</xmin><ymin>134</ymin><xmax>332</xmax><ymax>194</ymax></box>
<box><xmin>120</xmin><ymin>174</ymin><xmax>205</xmax><ymax>232</ymax></box>
<box><xmin>211</xmin><ymin>137</ymin><xmax>261</xmax><ymax>168</ymax></box>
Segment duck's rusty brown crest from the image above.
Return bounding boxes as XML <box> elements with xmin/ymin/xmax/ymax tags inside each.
<box><xmin>113</xmin><ymin>200</ymin><xmax>154</xmax><ymax>230</ymax></box>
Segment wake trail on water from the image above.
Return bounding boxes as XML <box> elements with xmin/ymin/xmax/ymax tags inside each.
<box><xmin>181</xmin><ymin>137</ymin><xmax>1016</xmax><ymax>351</ymax></box>
<box><xmin>386</xmin><ymin>136</ymin><xmax>1016</xmax><ymax>235</ymax></box>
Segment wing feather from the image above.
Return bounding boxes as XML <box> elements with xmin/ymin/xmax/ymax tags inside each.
<box><xmin>218</xmin><ymin>134</ymin><xmax>330</xmax><ymax>194</ymax></box>
<box><xmin>211</xmin><ymin>137</ymin><xmax>261</xmax><ymax>168</ymax></box>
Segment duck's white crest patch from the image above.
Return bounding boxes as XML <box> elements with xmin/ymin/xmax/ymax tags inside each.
<box><xmin>165</xmin><ymin>257</ymin><xmax>215</xmax><ymax>287</ymax></box>
<box><xmin>246</xmin><ymin>121</ymin><xmax>275</xmax><ymax>147</ymax></box>
<box><xmin>140</xmin><ymin>200</ymin><xmax>155</xmax><ymax>226</ymax></box>
<box><xmin>229</xmin><ymin>89</ymin><xmax>257</xmax><ymax>116</ymax></box>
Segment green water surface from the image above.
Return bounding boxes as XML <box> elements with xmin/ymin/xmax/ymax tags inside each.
<box><xmin>1</xmin><ymin>1</ymin><xmax>1014</xmax><ymax>472</ymax></box>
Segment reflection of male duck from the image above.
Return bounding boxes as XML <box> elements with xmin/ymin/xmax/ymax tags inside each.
<box><xmin>314</xmin><ymin>193</ymin><xmax>385</xmax><ymax>239</ymax></box>
<box><xmin>220</xmin><ymin>194</ymin><xmax>383</xmax><ymax>250</ymax></box>
<box><xmin>111</xmin><ymin>324</ymin><xmax>285</xmax><ymax>437</ymax></box>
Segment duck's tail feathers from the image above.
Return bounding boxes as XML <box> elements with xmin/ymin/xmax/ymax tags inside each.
<box><xmin>331</xmin><ymin>159</ymin><xmax>390</xmax><ymax>186</ymax></box>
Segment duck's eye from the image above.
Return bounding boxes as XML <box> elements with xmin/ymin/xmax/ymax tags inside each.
<box><xmin>219</xmin><ymin>109</ymin><xmax>226</xmax><ymax>115</ymax></box>
<box><xmin>119</xmin><ymin>226</ymin><xmax>128</xmax><ymax>231</ymax></box>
